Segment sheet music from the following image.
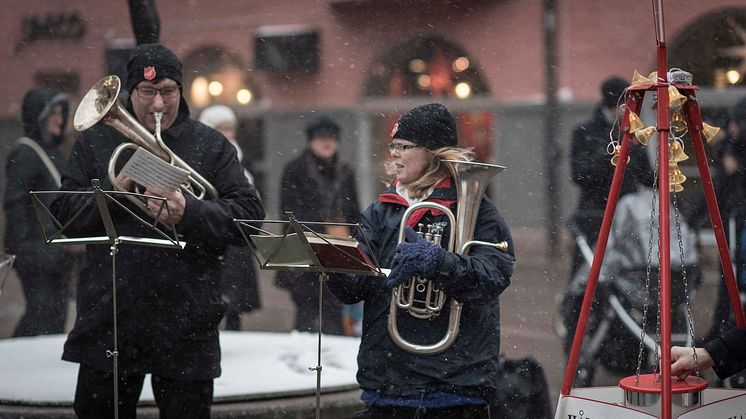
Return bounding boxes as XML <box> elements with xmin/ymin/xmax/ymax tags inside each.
<box><xmin>119</xmin><ymin>147</ymin><xmax>189</xmax><ymax>191</ymax></box>
<box><xmin>249</xmin><ymin>232</ymin><xmax>378</xmax><ymax>274</ymax></box>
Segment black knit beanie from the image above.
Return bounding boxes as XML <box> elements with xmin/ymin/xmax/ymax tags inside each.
<box><xmin>306</xmin><ymin>116</ymin><xmax>340</xmax><ymax>141</ymax></box>
<box><xmin>125</xmin><ymin>43</ymin><xmax>183</xmax><ymax>93</ymax></box>
<box><xmin>601</xmin><ymin>76</ymin><xmax>628</xmax><ymax>108</ymax></box>
<box><xmin>391</xmin><ymin>103</ymin><xmax>458</xmax><ymax>150</ymax></box>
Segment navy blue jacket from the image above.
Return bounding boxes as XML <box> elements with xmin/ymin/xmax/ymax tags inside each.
<box><xmin>326</xmin><ymin>178</ymin><xmax>514</xmax><ymax>399</ymax></box>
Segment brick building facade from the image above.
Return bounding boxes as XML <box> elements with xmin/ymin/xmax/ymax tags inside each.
<box><xmin>2</xmin><ymin>0</ymin><xmax>746</xmax><ymax>231</ymax></box>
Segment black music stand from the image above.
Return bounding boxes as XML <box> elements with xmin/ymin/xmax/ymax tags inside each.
<box><xmin>30</xmin><ymin>179</ymin><xmax>184</xmax><ymax>419</ymax></box>
<box><xmin>235</xmin><ymin>213</ymin><xmax>382</xmax><ymax>419</ymax></box>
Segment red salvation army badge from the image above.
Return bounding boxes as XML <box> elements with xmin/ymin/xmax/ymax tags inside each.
<box><xmin>144</xmin><ymin>66</ymin><xmax>156</xmax><ymax>81</ymax></box>
<box><xmin>390</xmin><ymin>122</ymin><xmax>399</xmax><ymax>138</ymax></box>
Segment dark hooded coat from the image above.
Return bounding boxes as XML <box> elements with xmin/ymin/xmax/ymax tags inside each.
<box><xmin>4</xmin><ymin>88</ymin><xmax>70</xmax><ymax>272</ymax></box>
<box><xmin>50</xmin><ymin>95</ymin><xmax>264</xmax><ymax>380</ymax></box>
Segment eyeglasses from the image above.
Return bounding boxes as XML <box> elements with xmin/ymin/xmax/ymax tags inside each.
<box><xmin>388</xmin><ymin>142</ymin><xmax>420</xmax><ymax>153</ymax></box>
<box><xmin>135</xmin><ymin>86</ymin><xmax>180</xmax><ymax>99</ymax></box>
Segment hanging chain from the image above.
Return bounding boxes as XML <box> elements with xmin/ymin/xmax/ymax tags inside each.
<box><xmin>636</xmin><ymin>153</ymin><xmax>660</xmax><ymax>381</ymax></box>
<box><xmin>607</xmin><ymin>92</ymin><xmax>628</xmax><ymax>158</ymax></box>
<box><xmin>653</xmin><ymin>139</ymin><xmax>671</xmax><ymax>380</ymax></box>
<box><xmin>609</xmin><ymin>91</ymin><xmax>627</xmax><ymax>143</ymax></box>
<box><xmin>672</xmin><ymin>192</ymin><xmax>699</xmax><ymax>376</ymax></box>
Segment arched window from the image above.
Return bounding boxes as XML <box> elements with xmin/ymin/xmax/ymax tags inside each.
<box><xmin>364</xmin><ymin>36</ymin><xmax>489</xmax><ymax>99</ymax></box>
<box><xmin>182</xmin><ymin>46</ymin><xmax>260</xmax><ymax>108</ymax></box>
<box><xmin>669</xmin><ymin>8</ymin><xmax>746</xmax><ymax>88</ymax></box>
<box><xmin>363</xmin><ymin>36</ymin><xmax>494</xmax><ymax>185</ymax></box>
<box><xmin>182</xmin><ymin>46</ymin><xmax>266</xmax><ymax>194</ymax></box>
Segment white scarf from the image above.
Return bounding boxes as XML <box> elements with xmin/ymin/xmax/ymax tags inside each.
<box><xmin>396</xmin><ymin>182</ymin><xmax>435</xmax><ymax>206</ymax></box>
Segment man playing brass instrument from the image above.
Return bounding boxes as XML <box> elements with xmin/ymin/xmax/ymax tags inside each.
<box><xmin>326</xmin><ymin>103</ymin><xmax>515</xmax><ymax>418</ymax></box>
<box><xmin>51</xmin><ymin>43</ymin><xmax>264</xmax><ymax>419</ymax></box>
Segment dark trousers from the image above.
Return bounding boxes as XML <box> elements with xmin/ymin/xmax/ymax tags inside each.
<box><xmin>74</xmin><ymin>365</ymin><xmax>213</xmax><ymax>419</ymax></box>
<box><xmin>352</xmin><ymin>404</ymin><xmax>490</xmax><ymax>419</ymax></box>
<box><xmin>224</xmin><ymin>307</ymin><xmax>242</xmax><ymax>330</ymax></box>
<box><xmin>285</xmin><ymin>272</ymin><xmax>345</xmax><ymax>335</ymax></box>
<box><xmin>13</xmin><ymin>264</ymin><xmax>68</xmax><ymax>337</ymax></box>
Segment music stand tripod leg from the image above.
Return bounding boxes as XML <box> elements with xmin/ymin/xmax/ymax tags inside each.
<box><xmin>311</xmin><ymin>272</ymin><xmax>326</xmax><ymax>419</ymax></box>
<box><xmin>107</xmin><ymin>239</ymin><xmax>121</xmax><ymax>419</ymax></box>
<box><xmin>92</xmin><ymin>180</ymin><xmax>122</xmax><ymax>419</ymax></box>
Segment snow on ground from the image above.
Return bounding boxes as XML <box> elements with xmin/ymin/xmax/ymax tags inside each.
<box><xmin>0</xmin><ymin>331</ymin><xmax>360</xmax><ymax>405</ymax></box>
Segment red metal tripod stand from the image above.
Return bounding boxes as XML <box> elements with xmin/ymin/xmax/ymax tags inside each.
<box><xmin>557</xmin><ymin>2</ymin><xmax>746</xmax><ymax>418</ymax></box>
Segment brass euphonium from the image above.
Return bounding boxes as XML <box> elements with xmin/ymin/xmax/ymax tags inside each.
<box><xmin>73</xmin><ymin>75</ymin><xmax>218</xmax><ymax>213</ymax></box>
<box><xmin>388</xmin><ymin>160</ymin><xmax>508</xmax><ymax>354</ymax></box>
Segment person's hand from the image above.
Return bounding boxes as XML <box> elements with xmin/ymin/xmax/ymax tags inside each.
<box><xmin>670</xmin><ymin>346</ymin><xmax>714</xmax><ymax>379</ymax></box>
<box><xmin>385</xmin><ymin>227</ymin><xmax>445</xmax><ymax>288</ymax></box>
<box><xmin>144</xmin><ymin>185</ymin><xmax>186</xmax><ymax>225</ymax></box>
<box><xmin>115</xmin><ymin>174</ymin><xmax>134</xmax><ymax>192</ymax></box>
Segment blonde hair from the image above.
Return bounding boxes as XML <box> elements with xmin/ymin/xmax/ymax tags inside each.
<box><xmin>384</xmin><ymin>147</ymin><xmax>475</xmax><ymax>199</ymax></box>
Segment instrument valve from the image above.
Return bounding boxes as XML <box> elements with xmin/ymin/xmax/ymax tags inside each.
<box><xmin>432</xmin><ymin>224</ymin><xmax>443</xmax><ymax>246</ymax></box>
<box><xmin>425</xmin><ymin>224</ymin><xmax>434</xmax><ymax>242</ymax></box>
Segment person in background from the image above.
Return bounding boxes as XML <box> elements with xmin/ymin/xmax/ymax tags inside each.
<box><xmin>276</xmin><ymin>116</ymin><xmax>361</xmax><ymax>335</ymax></box>
<box><xmin>704</xmin><ymin>107</ymin><xmax>731</xmax><ymax>166</ymax></box>
<box><xmin>326</xmin><ymin>103</ymin><xmax>514</xmax><ymax>418</ymax></box>
<box><xmin>559</xmin><ymin>76</ymin><xmax>655</xmax><ymax>343</ymax></box>
<box><xmin>702</xmin><ymin>97</ymin><xmax>746</xmax><ymax>346</ymax></box>
<box><xmin>671</xmin><ymin>327</ymin><xmax>746</xmax><ymax>381</ymax></box>
<box><xmin>4</xmin><ymin>88</ymin><xmax>72</xmax><ymax>337</ymax></box>
<box><xmin>50</xmin><ymin>43</ymin><xmax>265</xmax><ymax>419</ymax></box>
<box><xmin>199</xmin><ymin>105</ymin><xmax>262</xmax><ymax>330</ymax></box>
<box><xmin>568</xmin><ymin>76</ymin><xmax>655</xmax><ymax>277</ymax></box>
<box><xmin>686</xmin><ymin>107</ymin><xmax>731</xmax><ymax>230</ymax></box>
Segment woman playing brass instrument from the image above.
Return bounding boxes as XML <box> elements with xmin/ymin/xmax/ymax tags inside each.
<box><xmin>326</xmin><ymin>103</ymin><xmax>515</xmax><ymax>419</ymax></box>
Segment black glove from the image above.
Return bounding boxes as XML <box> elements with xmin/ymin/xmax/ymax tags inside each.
<box><xmin>385</xmin><ymin>227</ymin><xmax>445</xmax><ymax>288</ymax></box>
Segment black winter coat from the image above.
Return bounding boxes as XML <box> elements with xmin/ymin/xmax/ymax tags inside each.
<box><xmin>704</xmin><ymin>327</ymin><xmax>746</xmax><ymax>380</ymax></box>
<box><xmin>276</xmin><ymin>149</ymin><xmax>360</xmax><ymax>289</ymax></box>
<box><xmin>279</xmin><ymin>149</ymin><xmax>360</xmax><ymax>225</ymax></box>
<box><xmin>50</xmin><ymin>101</ymin><xmax>264</xmax><ymax>380</ymax></box>
<box><xmin>712</xmin><ymin>131</ymin><xmax>746</xmax><ymax>221</ymax></box>
<box><xmin>570</xmin><ymin>106</ymin><xmax>655</xmax><ymax>238</ymax></box>
<box><xmin>4</xmin><ymin>88</ymin><xmax>70</xmax><ymax>273</ymax></box>
<box><xmin>326</xmin><ymin>179</ymin><xmax>514</xmax><ymax>399</ymax></box>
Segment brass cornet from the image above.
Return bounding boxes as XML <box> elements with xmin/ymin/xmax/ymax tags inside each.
<box><xmin>388</xmin><ymin>160</ymin><xmax>507</xmax><ymax>355</ymax></box>
<box><xmin>73</xmin><ymin>75</ymin><xmax>218</xmax><ymax>214</ymax></box>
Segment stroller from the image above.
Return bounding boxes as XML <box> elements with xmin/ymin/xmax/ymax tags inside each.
<box><xmin>560</xmin><ymin>188</ymin><xmax>701</xmax><ymax>387</ymax></box>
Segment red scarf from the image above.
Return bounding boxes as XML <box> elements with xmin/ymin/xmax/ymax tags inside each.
<box><xmin>378</xmin><ymin>178</ymin><xmax>456</xmax><ymax>228</ymax></box>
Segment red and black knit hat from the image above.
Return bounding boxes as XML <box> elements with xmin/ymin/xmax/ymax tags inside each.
<box><xmin>125</xmin><ymin>43</ymin><xmax>183</xmax><ymax>93</ymax></box>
